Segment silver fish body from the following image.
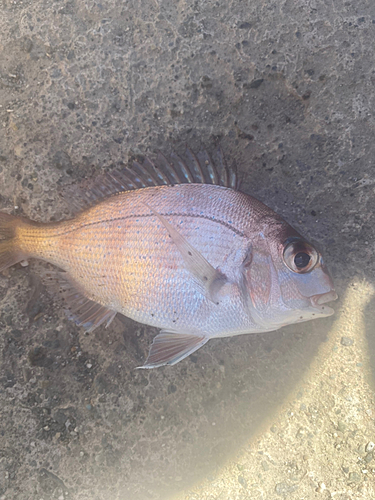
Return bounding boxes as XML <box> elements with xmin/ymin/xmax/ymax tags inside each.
<box><xmin>0</xmin><ymin>150</ymin><xmax>337</xmax><ymax>368</ymax></box>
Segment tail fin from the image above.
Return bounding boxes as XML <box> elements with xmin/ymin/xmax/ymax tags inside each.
<box><xmin>0</xmin><ymin>212</ymin><xmax>26</xmax><ymax>272</ymax></box>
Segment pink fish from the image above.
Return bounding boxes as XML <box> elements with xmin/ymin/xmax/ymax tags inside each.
<box><xmin>0</xmin><ymin>149</ymin><xmax>337</xmax><ymax>368</ymax></box>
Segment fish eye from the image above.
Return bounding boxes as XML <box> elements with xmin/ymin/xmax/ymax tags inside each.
<box><xmin>283</xmin><ymin>239</ymin><xmax>319</xmax><ymax>273</ymax></box>
<box><xmin>294</xmin><ymin>252</ymin><xmax>310</xmax><ymax>269</ymax></box>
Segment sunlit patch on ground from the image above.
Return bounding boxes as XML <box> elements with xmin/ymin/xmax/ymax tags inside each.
<box><xmin>177</xmin><ymin>281</ymin><xmax>375</xmax><ymax>500</ymax></box>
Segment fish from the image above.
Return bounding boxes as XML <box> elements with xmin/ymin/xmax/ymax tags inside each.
<box><xmin>0</xmin><ymin>148</ymin><xmax>337</xmax><ymax>368</ymax></box>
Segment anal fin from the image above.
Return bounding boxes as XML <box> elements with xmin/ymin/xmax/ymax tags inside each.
<box><xmin>43</xmin><ymin>271</ymin><xmax>116</xmax><ymax>333</ymax></box>
<box><xmin>138</xmin><ymin>332</ymin><xmax>208</xmax><ymax>369</ymax></box>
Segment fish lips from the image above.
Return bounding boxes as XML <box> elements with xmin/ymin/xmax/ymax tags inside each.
<box><xmin>309</xmin><ymin>290</ymin><xmax>338</xmax><ymax>316</ymax></box>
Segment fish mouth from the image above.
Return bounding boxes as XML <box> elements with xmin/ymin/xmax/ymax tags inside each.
<box><xmin>310</xmin><ymin>290</ymin><xmax>338</xmax><ymax>307</ymax></box>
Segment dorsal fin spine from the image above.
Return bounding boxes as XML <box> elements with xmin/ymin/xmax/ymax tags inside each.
<box><xmin>133</xmin><ymin>160</ymin><xmax>159</xmax><ymax>186</ymax></box>
<box><xmin>185</xmin><ymin>148</ymin><xmax>205</xmax><ymax>183</ymax></box>
<box><xmin>144</xmin><ymin>157</ymin><xmax>169</xmax><ymax>185</ymax></box>
<box><xmin>156</xmin><ymin>152</ymin><xmax>181</xmax><ymax>184</ymax></box>
<box><xmin>170</xmin><ymin>152</ymin><xmax>194</xmax><ymax>183</ymax></box>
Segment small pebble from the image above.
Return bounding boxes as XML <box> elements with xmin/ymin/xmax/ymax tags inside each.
<box><xmin>337</xmin><ymin>420</ymin><xmax>347</xmax><ymax>432</ymax></box>
<box><xmin>365</xmin><ymin>442</ymin><xmax>374</xmax><ymax>452</ymax></box>
<box><xmin>341</xmin><ymin>337</ymin><xmax>354</xmax><ymax>346</ymax></box>
<box><xmin>316</xmin><ymin>482</ymin><xmax>326</xmax><ymax>493</ymax></box>
<box><xmin>86</xmin><ymin>363</ymin><xmax>92</xmax><ymax>369</ymax></box>
<box><xmin>348</xmin><ymin>471</ymin><xmax>361</xmax><ymax>483</ymax></box>
<box><xmin>238</xmin><ymin>475</ymin><xmax>247</xmax><ymax>488</ymax></box>
<box><xmin>275</xmin><ymin>482</ymin><xmax>299</xmax><ymax>496</ymax></box>
<box><xmin>261</xmin><ymin>460</ymin><xmax>269</xmax><ymax>471</ymax></box>
<box><xmin>357</xmin><ymin>444</ymin><xmax>367</xmax><ymax>456</ymax></box>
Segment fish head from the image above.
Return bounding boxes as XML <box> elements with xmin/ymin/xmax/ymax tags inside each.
<box><xmin>244</xmin><ymin>221</ymin><xmax>337</xmax><ymax>330</ymax></box>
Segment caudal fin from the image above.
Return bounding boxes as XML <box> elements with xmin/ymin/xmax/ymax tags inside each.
<box><xmin>0</xmin><ymin>212</ymin><xmax>25</xmax><ymax>272</ymax></box>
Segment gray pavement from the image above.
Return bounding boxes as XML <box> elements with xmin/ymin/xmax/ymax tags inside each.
<box><xmin>0</xmin><ymin>1</ymin><xmax>374</xmax><ymax>499</ymax></box>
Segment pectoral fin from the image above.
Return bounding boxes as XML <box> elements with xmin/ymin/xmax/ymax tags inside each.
<box><xmin>137</xmin><ymin>332</ymin><xmax>208</xmax><ymax>369</ymax></box>
<box><xmin>145</xmin><ymin>204</ymin><xmax>228</xmax><ymax>303</ymax></box>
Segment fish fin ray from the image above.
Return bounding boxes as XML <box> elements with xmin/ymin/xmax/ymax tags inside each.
<box><xmin>42</xmin><ymin>270</ymin><xmax>116</xmax><ymax>332</ymax></box>
<box><xmin>142</xmin><ymin>157</ymin><xmax>169</xmax><ymax>185</ymax></box>
<box><xmin>184</xmin><ymin>147</ymin><xmax>205</xmax><ymax>183</ymax></box>
<box><xmin>60</xmin><ymin>148</ymin><xmax>239</xmax><ymax>213</ymax></box>
<box><xmin>144</xmin><ymin>204</ymin><xmax>228</xmax><ymax>303</ymax></box>
<box><xmin>155</xmin><ymin>152</ymin><xmax>182</xmax><ymax>184</ymax></box>
<box><xmin>137</xmin><ymin>331</ymin><xmax>208</xmax><ymax>369</ymax></box>
<box><xmin>132</xmin><ymin>160</ymin><xmax>159</xmax><ymax>186</ymax></box>
<box><xmin>197</xmin><ymin>150</ymin><xmax>219</xmax><ymax>184</ymax></box>
<box><xmin>213</xmin><ymin>147</ymin><xmax>238</xmax><ymax>189</ymax></box>
<box><xmin>169</xmin><ymin>152</ymin><xmax>194</xmax><ymax>183</ymax></box>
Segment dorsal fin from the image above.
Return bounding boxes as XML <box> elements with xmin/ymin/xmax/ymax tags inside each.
<box><xmin>61</xmin><ymin>147</ymin><xmax>238</xmax><ymax>212</ymax></box>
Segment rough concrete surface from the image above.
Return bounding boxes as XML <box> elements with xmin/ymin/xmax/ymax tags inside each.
<box><xmin>0</xmin><ymin>0</ymin><xmax>375</xmax><ymax>499</ymax></box>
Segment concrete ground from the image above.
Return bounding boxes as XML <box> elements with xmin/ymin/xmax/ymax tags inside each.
<box><xmin>0</xmin><ymin>0</ymin><xmax>374</xmax><ymax>499</ymax></box>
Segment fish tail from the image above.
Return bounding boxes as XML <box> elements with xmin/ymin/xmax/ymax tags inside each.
<box><xmin>0</xmin><ymin>212</ymin><xmax>28</xmax><ymax>272</ymax></box>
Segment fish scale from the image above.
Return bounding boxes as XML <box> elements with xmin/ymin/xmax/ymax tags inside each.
<box><xmin>49</xmin><ymin>185</ymin><xmax>254</xmax><ymax>332</ymax></box>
